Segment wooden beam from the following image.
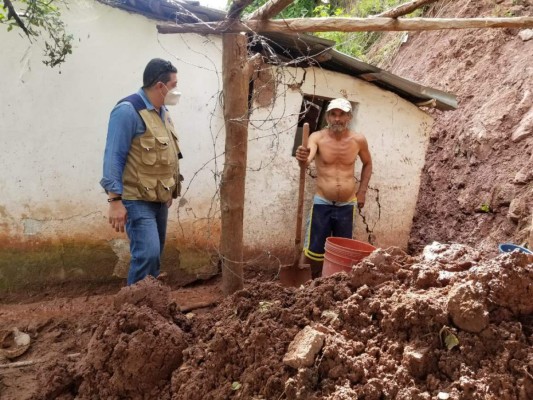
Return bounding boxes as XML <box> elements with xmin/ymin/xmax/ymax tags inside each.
<box><xmin>157</xmin><ymin>16</ymin><xmax>533</xmax><ymax>34</ymax></box>
<box><xmin>158</xmin><ymin>20</ymin><xmax>225</xmax><ymax>34</ymax></box>
<box><xmin>248</xmin><ymin>0</ymin><xmax>295</xmax><ymax>20</ymax></box>
<box><xmin>220</xmin><ymin>33</ymin><xmax>249</xmax><ymax>296</ymax></box>
<box><xmin>376</xmin><ymin>0</ymin><xmax>438</xmax><ymax>19</ymax></box>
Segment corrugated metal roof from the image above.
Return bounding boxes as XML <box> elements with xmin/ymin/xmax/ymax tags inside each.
<box><xmin>98</xmin><ymin>0</ymin><xmax>457</xmax><ymax>110</ymax></box>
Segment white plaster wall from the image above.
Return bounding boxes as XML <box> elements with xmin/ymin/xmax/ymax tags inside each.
<box><xmin>0</xmin><ymin>0</ymin><xmax>432</xmax><ymax>259</ymax></box>
<box><xmin>0</xmin><ymin>1</ymin><xmax>224</xmax><ymax>245</ymax></box>
<box><xmin>244</xmin><ymin>66</ymin><xmax>433</xmax><ymax>251</ymax></box>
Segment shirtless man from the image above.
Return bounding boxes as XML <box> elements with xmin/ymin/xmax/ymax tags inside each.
<box><xmin>295</xmin><ymin>98</ymin><xmax>372</xmax><ymax>278</ymax></box>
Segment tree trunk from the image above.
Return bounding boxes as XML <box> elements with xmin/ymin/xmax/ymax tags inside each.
<box><xmin>375</xmin><ymin>0</ymin><xmax>438</xmax><ymax>19</ymax></box>
<box><xmin>220</xmin><ymin>33</ymin><xmax>249</xmax><ymax>296</ymax></box>
<box><xmin>227</xmin><ymin>0</ymin><xmax>255</xmax><ymax>19</ymax></box>
<box><xmin>157</xmin><ymin>16</ymin><xmax>533</xmax><ymax>34</ymax></box>
<box><xmin>248</xmin><ymin>0</ymin><xmax>296</xmax><ymax>20</ymax></box>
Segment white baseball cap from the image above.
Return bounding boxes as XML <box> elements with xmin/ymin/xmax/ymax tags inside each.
<box><xmin>326</xmin><ymin>98</ymin><xmax>352</xmax><ymax>113</ymax></box>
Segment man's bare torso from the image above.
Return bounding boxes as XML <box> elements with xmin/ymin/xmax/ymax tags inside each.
<box><xmin>312</xmin><ymin>129</ymin><xmax>362</xmax><ymax>202</ymax></box>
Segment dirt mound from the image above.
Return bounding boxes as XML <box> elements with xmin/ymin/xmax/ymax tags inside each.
<box><xmin>387</xmin><ymin>0</ymin><xmax>533</xmax><ymax>254</ymax></box>
<box><xmin>35</xmin><ymin>245</ymin><xmax>532</xmax><ymax>399</ymax></box>
<box><xmin>113</xmin><ymin>275</ymin><xmax>171</xmax><ymax>317</ymax></box>
<box><xmin>75</xmin><ymin>304</ymin><xmax>185</xmax><ymax>399</ymax></box>
<box><xmin>34</xmin><ymin>278</ymin><xmax>187</xmax><ymax>400</ymax></box>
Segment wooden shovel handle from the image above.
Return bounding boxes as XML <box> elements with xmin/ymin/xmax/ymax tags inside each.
<box><xmin>295</xmin><ymin>123</ymin><xmax>310</xmax><ymax>247</ymax></box>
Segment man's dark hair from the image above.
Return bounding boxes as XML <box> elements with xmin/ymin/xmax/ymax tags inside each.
<box><xmin>143</xmin><ymin>58</ymin><xmax>177</xmax><ymax>88</ymax></box>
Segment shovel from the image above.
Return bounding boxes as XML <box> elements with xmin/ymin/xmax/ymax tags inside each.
<box><xmin>279</xmin><ymin>123</ymin><xmax>312</xmax><ymax>287</ymax></box>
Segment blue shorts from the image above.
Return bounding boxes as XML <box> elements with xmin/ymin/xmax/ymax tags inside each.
<box><xmin>303</xmin><ymin>195</ymin><xmax>357</xmax><ymax>262</ymax></box>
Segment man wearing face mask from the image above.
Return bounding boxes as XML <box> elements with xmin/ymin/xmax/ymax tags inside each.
<box><xmin>295</xmin><ymin>98</ymin><xmax>372</xmax><ymax>279</ymax></box>
<box><xmin>100</xmin><ymin>58</ymin><xmax>183</xmax><ymax>285</ymax></box>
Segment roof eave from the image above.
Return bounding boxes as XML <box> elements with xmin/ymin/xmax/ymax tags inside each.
<box><xmin>98</xmin><ymin>0</ymin><xmax>458</xmax><ymax>111</ymax></box>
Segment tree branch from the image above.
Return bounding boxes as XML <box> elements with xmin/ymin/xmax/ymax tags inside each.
<box><xmin>157</xmin><ymin>16</ymin><xmax>533</xmax><ymax>34</ymax></box>
<box><xmin>375</xmin><ymin>0</ymin><xmax>438</xmax><ymax>19</ymax></box>
<box><xmin>3</xmin><ymin>0</ymin><xmax>31</xmax><ymax>37</ymax></box>
<box><xmin>227</xmin><ymin>0</ymin><xmax>255</xmax><ymax>20</ymax></box>
<box><xmin>248</xmin><ymin>0</ymin><xmax>295</xmax><ymax>20</ymax></box>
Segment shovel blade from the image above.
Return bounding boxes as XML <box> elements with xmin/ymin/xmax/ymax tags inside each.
<box><xmin>279</xmin><ymin>263</ymin><xmax>312</xmax><ymax>287</ymax></box>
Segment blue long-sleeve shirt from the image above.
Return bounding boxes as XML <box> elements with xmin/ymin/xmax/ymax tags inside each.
<box><xmin>100</xmin><ymin>89</ymin><xmax>168</xmax><ymax>194</ymax></box>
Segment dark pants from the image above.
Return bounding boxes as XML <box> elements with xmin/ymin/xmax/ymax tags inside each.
<box><xmin>303</xmin><ymin>200</ymin><xmax>355</xmax><ymax>261</ymax></box>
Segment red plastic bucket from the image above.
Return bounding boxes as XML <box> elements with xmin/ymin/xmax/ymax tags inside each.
<box><xmin>322</xmin><ymin>237</ymin><xmax>376</xmax><ymax>277</ymax></box>
<box><xmin>326</xmin><ymin>237</ymin><xmax>376</xmax><ymax>256</ymax></box>
<box><xmin>323</xmin><ymin>250</ymin><xmax>353</xmax><ymax>276</ymax></box>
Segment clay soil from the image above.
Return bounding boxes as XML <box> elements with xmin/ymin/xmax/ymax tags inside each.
<box><xmin>1</xmin><ymin>245</ymin><xmax>532</xmax><ymax>400</ymax></box>
<box><xmin>0</xmin><ymin>276</ymin><xmax>224</xmax><ymax>399</ymax></box>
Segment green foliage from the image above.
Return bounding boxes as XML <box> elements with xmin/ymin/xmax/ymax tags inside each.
<box><xmin>314</xmin><ymin>0</ymin><xmax>425</xmax><ymax>61</ymax></box>
<box><xmin>244</xmin><ymin>0</ymin><xmax>318</xmax><ymax>19</ymax></box>
<box><xmin>245</xmin><ymin>0</ymin><xmax>427</xmax><ymax>61</ymax></box>
<box><xmin>258</xmin><ymin>300</ymin><xmax>273</xmax><ymax>312</ymax></box>
<box><xmin>0</xmin><ymin>0</ymin><xmax>73</xmax><ymax>67</ymax></box>
<box><xmin>443</xmin><ymin>331</ymin><xmax>459</xmax><ymax>350</ymax></box>
<box><xmin>365</xmin><ymin>32</ymin><xmax>405</xmax><ymax>67</ymax></box>
<box><xmin>439</xmin><ymin>326</ymin><xmax>459</xmax><ymax>351</ymax></box>
<box><xmin>479</xmin><ymin>203</ymin><xmax>491</xmax><ymax>213</ymax></box>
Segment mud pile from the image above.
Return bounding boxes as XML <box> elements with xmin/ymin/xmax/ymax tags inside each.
<box><xmin>36</xmin><ymin>245</ymin><xmax>532</xmax><ymax>399</ymax></box>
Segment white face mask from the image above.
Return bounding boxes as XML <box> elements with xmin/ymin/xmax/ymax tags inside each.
<box><xmin>164</xmin><ymin>88</ymin><xmax>181</xmax><ymax>106</ymax></box>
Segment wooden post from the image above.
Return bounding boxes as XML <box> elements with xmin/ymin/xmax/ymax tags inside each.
<box><xmin>220</xmin><ymin>33</ymin><xmax>250</xmax><ymax>296</ymax></box>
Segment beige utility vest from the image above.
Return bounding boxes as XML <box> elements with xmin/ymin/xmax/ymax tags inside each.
<box><xmin>122</xmin><ymin>107</ymin><xmax>181</xmax><ymax>202</ymax></box>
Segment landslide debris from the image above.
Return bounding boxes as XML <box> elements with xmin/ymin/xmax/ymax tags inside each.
<box><xmin>35</xmin><ymin>245</ymin><xmax>532</xmax><ymax>400</ymax></box>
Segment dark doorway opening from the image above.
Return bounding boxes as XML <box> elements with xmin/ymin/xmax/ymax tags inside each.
<box><xmin>292</xmin><ymin>95</ymin><xmax>331</xmax><ymax>156</ymax></box>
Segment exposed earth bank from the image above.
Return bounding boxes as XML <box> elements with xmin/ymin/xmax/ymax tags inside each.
<box><xmin>386</xmin><ymin>0</ymin><xmax>533</xmax><ymax>254</ymax></box>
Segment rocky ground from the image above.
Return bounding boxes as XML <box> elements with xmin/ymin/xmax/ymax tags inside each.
<box><xmin>1</xmin><ymin>243</ymin><xmax>531</xmax><ymax>399</ymax></box>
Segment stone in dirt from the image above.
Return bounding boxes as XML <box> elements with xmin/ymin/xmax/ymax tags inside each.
<box><xmin>511</xmin><ymin>106</ymin><xmax>533</xmax><ymax>142</ymax></box>
<box><xmin>402</xmin><ymin>344</ymin><xmax>435</xmax><ymax>379</ymax></box>
<box><xmin>518</xmin><ymin>29</ymin><xmax>533</xmax><ymax>41</ymax></box>
<box><xmin>447</xmin><ymin>281</ymin><xmax>489</xmax><ymax>333</ymax></box>
<box><xmin>283</xmin><ymin>325</ymin><xmax>325</xmax><ymax>369</ymax></box>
